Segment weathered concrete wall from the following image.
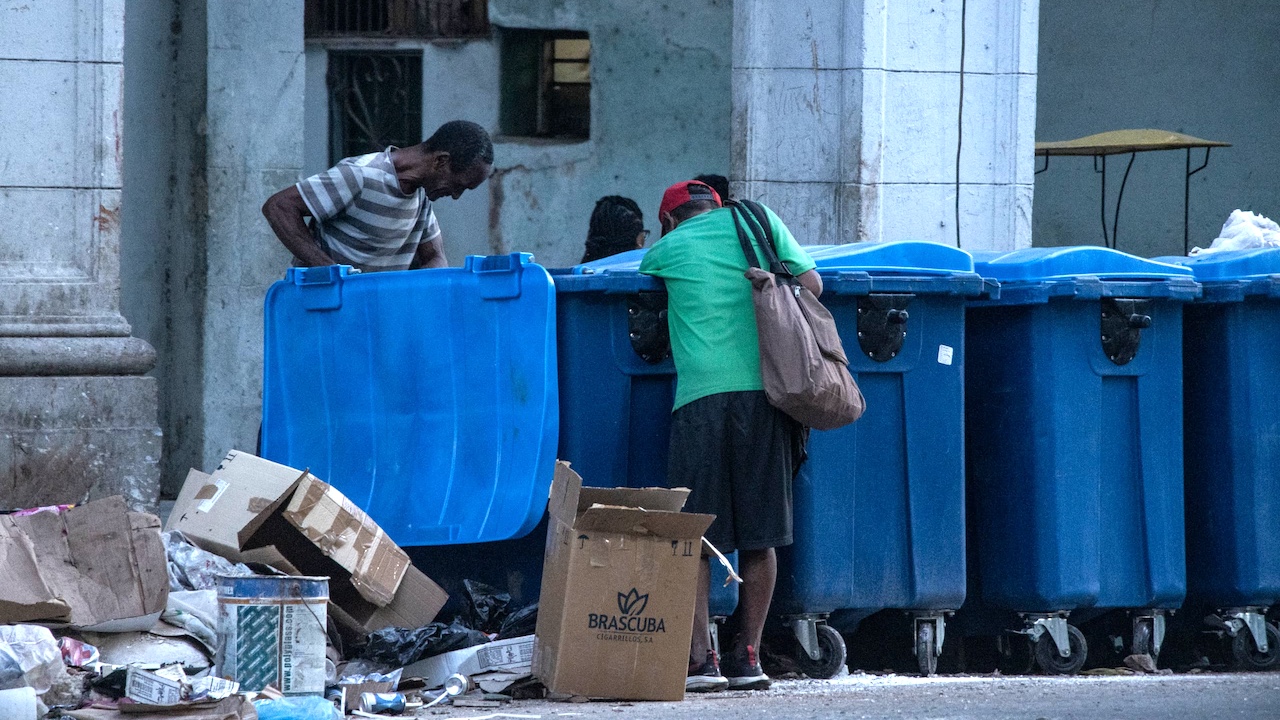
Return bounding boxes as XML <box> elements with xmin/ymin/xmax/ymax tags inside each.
<box><xmin>1</xmin><ymin>0</ymin><xmax>161</xmax><ymax>508</ymax></box>
<box><xmin>732</xmin><ymin>0</ymin><xmax>1038</xmax><ymax>251</ymax></box>
<box><xmin>303</xmin><ymin>0</ymin><xmax>734</xmax><ymax>268</ymax></box>
<box><xmin>1034</xmin><ymin>0</ymin><xmax>1272</xmax><ymax>257</ymax></box>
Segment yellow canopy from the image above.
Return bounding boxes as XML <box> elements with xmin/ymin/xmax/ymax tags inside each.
<box><xmin>1035</xmin><ymin>129</ymin><xmax>1230</xmax><ymax>157</ymax></box>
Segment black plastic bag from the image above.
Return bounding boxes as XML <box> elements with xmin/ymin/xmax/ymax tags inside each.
<box><xmin>463</xmin><ymin>579</ymin><xmax>512</xmax><ymax>635</ymax></box>
<box><xmin>360</xmin><ymin>619</ymin><xmax>489</xmax><ymax>666</ymax></box>
<box><xmin>497</xmin><ymin>603</ymin><xmax>537</xmax><ymax>639</ymax></box>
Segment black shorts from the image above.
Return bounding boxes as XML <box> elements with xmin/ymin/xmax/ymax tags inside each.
<box><xmin>667</xmin><ymin>390</ymin><xmax>804</xmax><ymax>554</ymax></box>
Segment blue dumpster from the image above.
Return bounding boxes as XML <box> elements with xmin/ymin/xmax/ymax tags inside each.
<box><xmin>261</xmin><ymin>253</ymin><xmax>559</xmax><ymax>546</ymax></box>
<box><xmin>964</xmin><ymin>247</ymin><xmax>1199</xmax><ymax>674</ymax></box>
<box><xmin>1160</xmin><ymin>249</ymin><xmax>1280</xmax><ymax>669</ymax></box>
<box><xmin>769</xmin><ymin>241</ymin><xmax>984</xmax><ymax>677</ymax></box>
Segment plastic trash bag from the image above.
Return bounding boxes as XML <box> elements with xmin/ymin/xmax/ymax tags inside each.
<box><xmin>359</xmin><ymin>619</ymin><xmax>489</xmax><ymax>666</ymax></box>
<box><xmin>253</xmin><ymin>695</ymin><xmax>342</xmax><ymax>720</ymax></box>
<box><xmin>463</xmin><ymin>579</ymin><xmax>512</xmax><ymax>634</ymax></box>
<box><xmin>164</xmin><ymin>531</ymin><xmax>255</xmax><ymax>591</ymax></box>
<box><xmin>56</xmin><ymin>638</ymin><xmax>99</xmax><ymax>668</ymax></box>
<box><xmin>0</xmin><ymin>626</ymin><xmax>63</xmax><ymax>695</ymax></box>
<box><xmin>497</xmin><ymin>603</ymin><xmax>538</xmax><ymax>640</ymax></box>
<box><xmin>1192</xmin><ymin>209</ymin><xmax>1280</xmax><ymax>254</ymax></box>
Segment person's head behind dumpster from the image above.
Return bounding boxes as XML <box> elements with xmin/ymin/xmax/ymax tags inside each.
<box><xmin>413</xmin><ymin>120</ymin><xmax>495</xmax><ymax>202</ymax></box>
<box><xmin>658</xmin><ymin>180</ymin><xmax>722</xmax><ymax>237</ymax></box>
<box><xmin>582</xmin><ymin>195</ymin><xmax>647</xmax><ymax>263</ymax></box>
<box><xmin>693</xmin><ymin>174</ymin><xmax>730</xmax><ymax>204</ymax></box>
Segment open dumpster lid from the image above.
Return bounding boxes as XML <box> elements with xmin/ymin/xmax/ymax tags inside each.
<box><xmin>261</xmin><ymin>253</ymin><xmax>559</xmax><ymax>547</ymax></box>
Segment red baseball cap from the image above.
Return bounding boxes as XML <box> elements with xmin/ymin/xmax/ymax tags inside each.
<box><xmin>659</xmin><ymin>180</ymin><xmax>723</xmax><ymax>218</ymax></box>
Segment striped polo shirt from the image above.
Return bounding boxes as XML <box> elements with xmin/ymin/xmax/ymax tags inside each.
<box><xmin>295</xmin><ymin>147</ymin><xmax>441</xmax><ymax>272</ymax></box>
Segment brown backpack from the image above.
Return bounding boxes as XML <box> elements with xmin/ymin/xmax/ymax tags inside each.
<box><xmin>730</xmin><ymin>200</ymin><xmax>865</xmax><ymax>431</ymax></box>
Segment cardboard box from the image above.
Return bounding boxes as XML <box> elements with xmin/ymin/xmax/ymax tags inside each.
<box><xmin>403</xmin><ymin>635</ymin><xmax>537</xmax><ymax>689</ymax></box>
<box><xmin>167</xmin><ymin>451</ymin><xmax>446</xmax><ymax>634</ymax></box>
<box><xmin>533</xmin><ymin>462</ymin><xmax>713</xmax><ymax>701</ymax></box>
<box><xmin>0</xmin><ymin>497</ymin><xmax>168</xmax><ymax>630</ymax></box>
<box><xmin>124</xmin><ymin>666</ymin><xmax>185</xmax><ymax>706</ymax></box>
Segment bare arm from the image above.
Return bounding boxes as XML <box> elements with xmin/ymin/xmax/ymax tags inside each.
<box><xmin>410</xmin><ymin>235</ymin><xmax>449</xmax><ymax>269</ymax></box>
<box><xmin>798</xmin><ymin>268</ymin><xmax>823</xmax><ymax>298</ymax></box>
<box><xmin>262</xmin><ymin>186</ymin><xmax>334</xmax><ymax>267</ymax></box>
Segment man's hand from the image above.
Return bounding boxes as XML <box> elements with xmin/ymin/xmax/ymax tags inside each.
<box><xmin>262</xmin><ymin>186</ymin><xmax>335</xmax><ymax>267</ymax></box>
<box><xmin>410</xmin><ymin>236</ymin><xmax>449</xmax><ymax>269</ymax></box>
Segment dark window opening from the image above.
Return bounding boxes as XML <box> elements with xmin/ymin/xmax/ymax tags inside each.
<box><xmin>305</xmin><ymin>0</ymin><xmax>489</xmax><ymax>39</ymax></box>
<box><xmin>327</xmin><ymin>51</ymin><xmax>423</xmax><ymax>164</ymax></box>
<box><xmin>500</xmin><ymin>30</ymin><xmax>590</xmax><ymax>140</ymax></box>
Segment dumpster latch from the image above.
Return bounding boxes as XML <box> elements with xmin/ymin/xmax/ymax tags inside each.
<box><xmin>627</xmin><ymin>292</ymin><xmax>671</xmax><ymax>364</ymax></box>
<box><xmin>856</xmin><ymin>294</ymin><xmax>913</xmax><ymax>362</ymax></box>
<box><xmin>1101</xmin><ymin>297</ymin><xmax>1151</xmax><ymax>365</ymax></box>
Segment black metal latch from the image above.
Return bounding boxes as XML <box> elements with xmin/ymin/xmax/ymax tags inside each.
<box><xmin>628</xmin><ymin>292</ymin><xmax>671</xmax><ymax>364</ymax></box>
<box><xmin>1101</xmin><ymin>297</ymin><xmax>1152</xmax><ymax>365</ymax></box>
<box><xmin>856</xmin><ymin>294</ymin><xmax>913</xmax><ymax>362</ymax></box>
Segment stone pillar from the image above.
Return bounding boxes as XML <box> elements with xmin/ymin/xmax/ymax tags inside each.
<box><xmin>0</xmin><ymin>0</ymin><xmax>160</xmax><ymax>509</ymax></box>
<box><xmin>732</xmin><ymin>0</ymin><xmax>1038</xmax><ymax>251</ymax></box>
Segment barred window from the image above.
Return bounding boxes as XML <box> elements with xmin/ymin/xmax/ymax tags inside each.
<box><xmin>305</xmin><ymin>0</ymin><xmax>489</xmax><ymax>39</ymax></box>
<box><xmin>327</xmin><ymin>52</ymin><xmax>423</xmax><ymax>164</ymax></box>
<box><xmin>500</xmin><ymin>30</ymin><xmax>590</xmax><ymax>140</ymax></box>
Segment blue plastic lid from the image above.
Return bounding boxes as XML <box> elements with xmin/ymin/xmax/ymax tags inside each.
<box><xmin>553</xmin><ymin>248</ymin><xmax>661</xmax><ymax>293</ymax></box>
<box><xmin>973</xmin><ymin>246</ymin><xmax>1193</xmax><ymax>282</ymax></box>
<box><xmin>810</xmin><ymin>241</ymin><xmax>975</xmax><ymax>274</ymax></box>
<box><xmin>1156</xmin><ymin>248</ymin><xmax>1280</xmax><ymax>282</ymax></box>
<box><xmin>261</xmin><ymin>253</ymin><xmax>559</xmax><ymax>547</ymax></box>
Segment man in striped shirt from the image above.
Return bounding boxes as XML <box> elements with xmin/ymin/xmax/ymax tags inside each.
<box><xmin>262</xmin><ymin>120</ymin><xmax>493</xmax><ymax>272</ymax></box>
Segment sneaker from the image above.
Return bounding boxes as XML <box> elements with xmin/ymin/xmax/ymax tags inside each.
<box><xmin>722</xmin><ymin>644</ymin><xmax>771</xmax><ymax>690</ymax></box>
<box><xmin>686</xmin><ymin>650</ymin><xmax>729</xmax><ymax>692</ymax></box>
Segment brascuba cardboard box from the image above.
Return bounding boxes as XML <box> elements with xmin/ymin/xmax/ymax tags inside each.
<box><xmin>533</xmin><ymin>462</ymin><xmax>713</xmax><ymax>701</ymax></box>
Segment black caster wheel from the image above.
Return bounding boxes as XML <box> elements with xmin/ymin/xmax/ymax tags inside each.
<box><xmin>1231</xmin><ymin>622</ymin><xmax>1280</xmax><ymax>671</ymax></box>
<box><xmin>795</xmin><ymin>624</ymin><xmax>847</xmax><ymax>679</ymax></box>
<box><xmin>1132</xmin><ymin>617</ymin><xmax>1159</xmax><ymax>664</ymax></box>
<box><xmin>1033</xmin><ymin>624</ymin><xmax>1087</xmax><ymax>675</ymax></box>
<box><xmin>915</xmin><ymin>622</ymin><xmax>939</xmax><ymax>676</ymax></box>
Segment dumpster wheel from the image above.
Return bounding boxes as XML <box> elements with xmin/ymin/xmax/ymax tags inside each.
<box><xmin>1033</xmin><ymin>625</ymin><xmax>1087</xmax><ymax>675</ymax></box>
<box><xmin>915</xmin><ymin>622</ymin><xmax>939</xmax><ymax>676</ymax></box>
<box><xmin>1231</xmin><ymin>622</ymin><xmax>1280</xmax><ymax>671</ymax></box>
<box><xmin>795</xmin><ymin>624</ymin><xmax>847</xmax><ymax>679</ymax></box>
<box><xmin>1131</xmin><ymin>617</ymin><xmax>1160</xmax><ymax>664</ymax></box>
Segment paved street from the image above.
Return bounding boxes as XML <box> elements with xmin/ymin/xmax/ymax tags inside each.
<box><xmin>420</xmin><ymin>673</ymin><xmax>1280</xmax><ymax>720</ymax></box>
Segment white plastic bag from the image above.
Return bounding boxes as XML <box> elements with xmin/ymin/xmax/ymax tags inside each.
<box><xmin>1192</xmin><ymin>210</ymin><xmax>1280</xmax><ymax>254</ymax></box>
<box><xmin>0</xmin><ymin>626</ymin><xmax>62</xmax><ymax>695</ymax></box>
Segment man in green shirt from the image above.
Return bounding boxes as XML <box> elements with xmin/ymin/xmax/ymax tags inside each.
<box><xmin>640</xmin><ymin>181</ymin><xmax>821</xmax><ymax>692</ymax></box>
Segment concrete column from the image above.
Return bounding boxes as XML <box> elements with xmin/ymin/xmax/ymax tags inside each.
<box><xmin>732</xmin><ymin>0</ymin><xmax>1038</xmax><ymax>251</ymax></box>
<box><xmin>196</xmin><ymin>2</ymin><xmax>304</xmax><ymax>474</ymax></box>
<box><xmin>0</xmin><ymin>0</ymin><xmax>161</xmax><ymax>509</ymax></box>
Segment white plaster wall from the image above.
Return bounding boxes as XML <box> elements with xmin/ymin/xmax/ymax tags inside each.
<box><xmin>1034</xmin><ymin>0</ymin><xmax>1274</xmax><ymax>257</ymax></box>
<box><xmin>733</xmin><ymin>0</ymin><xmax>1037</xmax><ymax>251</ymax></box>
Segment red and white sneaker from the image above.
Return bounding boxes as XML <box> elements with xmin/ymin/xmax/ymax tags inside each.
<box><xmin>686</xmin><ymin>650</ymin><xmax>730</xmax><ymax>692</ymax></box>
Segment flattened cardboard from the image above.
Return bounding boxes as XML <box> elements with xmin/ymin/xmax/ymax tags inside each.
<box><xmin>402</xmin><ymin>635</ymin><xmax>536</xmax><ymax>690</ymax></box>
<box><xmin>535</xmin><ymin>462</ymin><xmax>714</xmax><ymax>701</ymax></box>
<box><xmin>0</xmin><ymin>516</ymin><xmax>68</xmax><ymax>623</ymax></box>
<box><xmin>576</xmin><ymin>486</ymin><xmax>690</xmax><ymax>513</ymax></box>
<box><xmin>282</xmin><ymin>474</ymin><xmax>410</xmax><ymax>607</ymax></box>
<box><xmin>0</xmin><ymin>497</ymin><xmax>168</xmax><ymax>630</ymax></box>
<box><xmin>327</xmin><ymin>564</ymin><xmax>447</xmax><ymax>638</ymax></box>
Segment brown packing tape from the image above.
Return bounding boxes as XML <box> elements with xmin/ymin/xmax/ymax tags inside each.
<box><xmin>193</xmin><ymin>484</ymin><xmax>219</xmax><ymax>500</ymax></box>
<box><xmin>246</xmin><ymin>496</ymin><xmax>275</xmax><ymax>514</ymax></box>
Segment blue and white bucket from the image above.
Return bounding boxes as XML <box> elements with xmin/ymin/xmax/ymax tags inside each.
<box><xmin>215</xmin><ymin>575</ymin><xmax>329</xmax><ymax>695</ymax></box>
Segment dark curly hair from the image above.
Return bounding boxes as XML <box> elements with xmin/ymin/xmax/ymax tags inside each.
<box><xmin>422</xmin><ymin>120</ymin><xmax>495</xmax><ymax>173</ymax></box>
<box><xmin>582</xmin><ymin>195</ymin><xmax>645</xmax><ymax>263</ymax></box>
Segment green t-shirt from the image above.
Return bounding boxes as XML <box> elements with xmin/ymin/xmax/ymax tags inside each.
<box><xmin>639</xmin><ymin>205</ymin><xmax>816</xmax><ymax>411</ymax></box>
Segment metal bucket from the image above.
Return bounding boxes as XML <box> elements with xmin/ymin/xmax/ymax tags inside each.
<box><xmin>216</xmin><ymin>575</ymin><xmax>329</xmax><ymax>695</ymax></box>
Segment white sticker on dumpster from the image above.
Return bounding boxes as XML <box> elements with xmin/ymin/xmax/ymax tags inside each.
<box><xmin>937</xmin><ymin>345</ymin><xmax>954</xmax><ymax>366</ymax></box>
